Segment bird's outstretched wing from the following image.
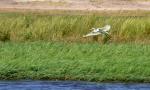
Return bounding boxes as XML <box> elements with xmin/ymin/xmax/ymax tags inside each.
<box><xmin>103</xmin><ymin>25</ymin><xmax>111</xmax><ymax>32</ymax></box>
<box><xmin>83</xmin><ymin>32</ymin><xmax>101</xmax><ymax>37</ymax></box>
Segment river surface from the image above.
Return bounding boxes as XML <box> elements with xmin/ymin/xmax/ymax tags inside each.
<box><xmin>0</xmin><ymin>80</ymin><xmax>150</xmax><ymax>90</ymax></box>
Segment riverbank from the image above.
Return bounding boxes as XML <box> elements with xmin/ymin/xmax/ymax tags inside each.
<box><xmin>0</xmin><ymin>42</ymin><xmax>150</xmax><ymax>82</ymax></box>
<box><xmin>0</xmin><ymin>9</ymin><xmax>150</xmax><ymax>83</ymax></box>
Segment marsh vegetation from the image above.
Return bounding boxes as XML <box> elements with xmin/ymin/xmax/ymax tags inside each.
<box><xmin>0</xmin><ymin>12</ymin><xmax>150</xmax><ymax>82</ymax></box>
<box><xmin>0</xmin><ymin>42</ymin><xmax>150</xmax><ymax>82</ymax></box>
<box><xmin>0</xmin><ymin>12</ymin><xmax>150</xmax><ymax>43</ymax></box>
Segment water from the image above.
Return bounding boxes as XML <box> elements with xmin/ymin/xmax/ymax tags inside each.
<box><xmin>0</xmin><ymin>80</ymin><xmax>150</xmax><ymax>90</ymax></box>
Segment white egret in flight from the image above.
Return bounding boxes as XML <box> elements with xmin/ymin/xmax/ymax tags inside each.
<box><xmin>83</xmin><ymin>25</ymin><xmax>111</xmax><ymax>37</ymax></box>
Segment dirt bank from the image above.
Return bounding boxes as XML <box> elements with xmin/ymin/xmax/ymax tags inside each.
<box><xmin>0</xmin><ymin>0</ymin><xmax>150</xmax><ymax>11</ymax></box>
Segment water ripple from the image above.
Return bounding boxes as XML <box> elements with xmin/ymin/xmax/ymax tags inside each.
<box><xmin>0</xmin><ymin>80</ymin><xmax>150</xmax><ymax>90</ymax></box>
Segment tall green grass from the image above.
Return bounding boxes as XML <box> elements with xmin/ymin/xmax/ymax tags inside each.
<box><xmin>0</xmin><ymin>42</ymin><xmax>150</xmax><ymax>82</ymax></box>
<box><xmin>0</xmin><ymin>13</ymin><xmax>150</xmax><ymax>43</ymax></box>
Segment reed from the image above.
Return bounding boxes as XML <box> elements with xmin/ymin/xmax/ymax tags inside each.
<box><xmin>0</xmin><ymin>13</ymin><xmax>150</xmax><ymax>43</ymax></box>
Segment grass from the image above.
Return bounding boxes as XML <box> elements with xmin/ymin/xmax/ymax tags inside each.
<box><xmin>0</xmin><ymin>11</ymin><xmax>150</xmax><ymax>82</ymax></box>
<box><xmin>1</xmin><ymin>10</ymin><xmax>150</xmax><ymax>16</ymax></box>
<box><xmin>0</xmin><ymin>42</ymin><xmax>150</xmax><ymax>82</ymax></box>
<box><xmin>0</xmin><ymin>12</ymin><xmax>150</xmax><ymax>43</ymax></box>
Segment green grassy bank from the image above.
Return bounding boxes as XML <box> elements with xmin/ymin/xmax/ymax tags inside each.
<box><xmin>0</xmin><ymin>12</ymin><xmax>150</xmax><ymax>43</ymax></box>
<box><xmin>0</xmin><ymin>42</ymin><xmax>150</xmax><ymax>82</ymax></box>
<box><xmin>0</xmin><ymin>12</ymin><xmax>150</xmax><ymax>82</ymax></box>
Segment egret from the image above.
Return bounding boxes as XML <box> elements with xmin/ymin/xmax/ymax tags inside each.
<box><xmin>83</xmin><ymin>25</ymin><xmax>111</xmax><ymax>37</ymax></box>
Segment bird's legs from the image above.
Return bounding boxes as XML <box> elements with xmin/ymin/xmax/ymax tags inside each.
<box><xmin>102</xmin><ymin>34</ymin><xmax>111</xmax><ymax>44</ymax></box>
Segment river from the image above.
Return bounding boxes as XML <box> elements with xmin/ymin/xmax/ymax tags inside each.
<box><xmin>0</xmin><ymin>80</ymin><xmax>150</xmax><ymax>90</ymax></box>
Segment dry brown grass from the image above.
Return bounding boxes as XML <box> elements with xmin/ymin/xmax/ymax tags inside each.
<box><xmin>0</xmin><ymin>11</ymin><xmax>150</xmax><ymax>43</ymax></box>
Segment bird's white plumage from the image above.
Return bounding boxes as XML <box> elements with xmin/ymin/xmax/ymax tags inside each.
<box><xmin>92</xmin><ymin>28</ymin><xmax>100</xmax><ymax>33</ymax></box>
<box><xmin>103</xmin><ymin>25</ymin><xmax>111</xmax><ymax>32</ymax></box>
<box><xmin>83</xmin><ymin>25</ymin><xmax>111</xmax><ymax>37</ymax></box>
